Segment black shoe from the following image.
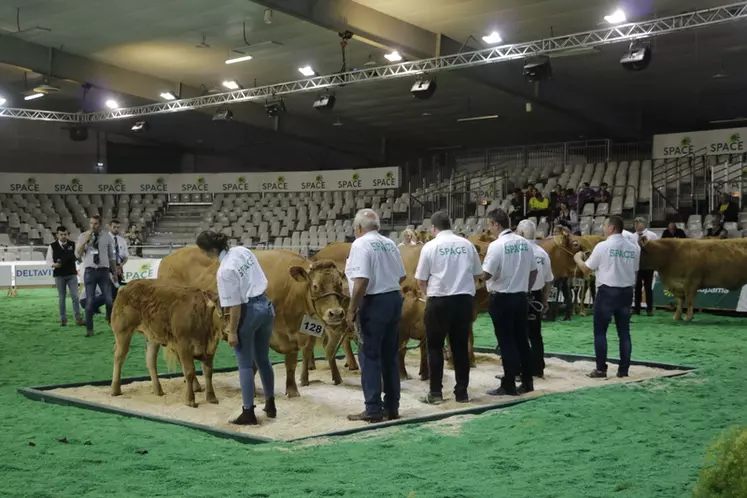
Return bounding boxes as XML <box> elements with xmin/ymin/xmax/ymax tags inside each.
<box><xmin>517</xmin><ymin>383</ymin><xmax>534</xmax><ymax>394</ymax></box>
<box><xmin>420</xmin><ymin>392</ymin><xmax>444</xmax><ymax>405</ymax></box>
<box><xmin>587</xmin><ymin>369</ymin><xmax>607</xmax><ymax>379</ymax></box>
<box><xmin>263</xmin><ymin>397</ymin><xmax>277</xmax><ymax>419</ymax></box>
<box><xmin>616</xmin><ymin>372</ymin><xmax>629</xmax><ymax>378</ymax></box>
<box><xmin>85</xmin><ymin>329</ymin><xmax>94</xmax><ymax>337</ymax></box>
<box><xmin>386</xmin><ymin>409</ymin><xmax>400</xmax><ymax>421</ymax></box>
<box><xmin>487</xmin><ymin>387</ymin><xmax>518</xmax><ymax>396</ymax></box>
<box><xmin>231</xmin><ymin>406</ymin><xmax>259</xmax><ymax>425</ymax></box>
<box><xmin>533</xmin><ymin>371</ymin><xmax>544</xmax><ymax>379</ymax></box>
<box><xmin>347</xmin><ymin>411</ymin><xmax>384</xmax><ymax>423</ymax></box>
<box><xmin>455</xmin><ymin>391</ymin><xmax>469</xmax><ymax>403</ymax></box>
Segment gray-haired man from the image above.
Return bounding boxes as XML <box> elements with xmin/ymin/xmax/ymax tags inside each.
<box><xmin>633</xmin><ymin>217</ymin><xmax>658</xmax><ymax>316</ymax></box>
<box><xmin>76</xmin><ymin>215</ymin><xmax>116</xmax><ymax>337</ymax></box>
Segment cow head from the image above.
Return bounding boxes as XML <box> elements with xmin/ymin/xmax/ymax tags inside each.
<box><xmin>201</xmin><ymin>290</ymin><xmax>231</xmax><ymax>342</ymax></box>
<box><xmin>289</xmin><ymin>260</ymin><xmax>346</xmax><ymax>326</ymax></box>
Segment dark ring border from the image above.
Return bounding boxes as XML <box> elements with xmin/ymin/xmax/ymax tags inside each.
<box><xmin>17</xmin><ymin>348</ymin><xmax>696</xmax><ymax>445</ymax></box>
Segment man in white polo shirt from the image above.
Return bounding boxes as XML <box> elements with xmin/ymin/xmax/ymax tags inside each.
<box><xmin>632</xmin><ymin>217</ymin><xmax>659</xmax><ymax>316</ymax></box>
<box><xmin>574</xmin><ymin>215</ymin><xmax>639</xmax><ymax>378</ymax></box>
<box><xmin>516</xmin><ymin>219</ymin><xmax>554</xmax><ymax>378</ymax></box>
<box><xmin>345</xmin><ymin>209</ymin><xmax>407</xmax><ymax>423</ymax></box>
<box><xmin>415</xmin><ymin>211</ymin><xmax>483</xmax><ymax>404</ymax></box>
<box><xmin>483</xmin><ymin>208</ymin><xmax>538</xmax><ymax>396</ymax></box>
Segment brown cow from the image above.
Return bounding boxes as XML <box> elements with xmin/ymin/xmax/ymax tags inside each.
<box><xmin>157</xmin><ymin>247</ymin><xmax>348</xmax><ymax>397</ymax></box>
<box><xmin>398</xmin><ymin>285</ymin><xmax>428</xmax><ymax>380</ymax></box>
<box><xmin>110</xmin><ymin>279</ymin><xmax>229</xmax><ymax>407</ymax></box>
<box><xmin>640</xmin><ymin>237</ymin><xmax>747</xmax><ymax>321</ymax></box>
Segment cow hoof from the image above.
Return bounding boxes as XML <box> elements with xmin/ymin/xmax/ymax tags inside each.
<box><xmin>332</xmin><ymin>376</ymin><xmax>343</xmax><ymax>386</ymax></box>
<box><xmin>206</xmin><ymin>395</ymin><xmax>219</xmax><ymax>405</ymax></box>
<box><xmin>300</xmin><ymin>379</ymin><xmax>310</xmax><ymax>387</ymax></box>
<box><xmin>187</xmin><ymin>401</ymin><xmax>198</xmax><ymax>408</ymax></box>
<box><xmin>286</xmin><ymin>389</ymin><xmax>300</xmax><ymax>398</ymax></box>
<box><xmin>309</xmin><ymin>363</ymin><xmax>316</xmax><ymax>371</ymax></box>
<box><xmin>419</xmin><ymin>375</ymin><xmax>429</xmax><ymax>382</ymax></box>
<box><xmin>111</xmin><ymin>389</ymin><xmax>122</xmax><ymax>397</ymax></box>
<box><xmin>153</xmin><ymin>389</ymin><xmax>164</xmax><ymax>397</ymax></box>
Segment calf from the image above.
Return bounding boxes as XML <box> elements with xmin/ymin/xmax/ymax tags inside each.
<box><xmin>110</xmin><ymin>279</ymin><xmax>228</xmax><ymax>407</ymax></box>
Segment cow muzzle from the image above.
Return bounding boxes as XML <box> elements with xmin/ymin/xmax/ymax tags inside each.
<box><xmin>325</xmin><ymin>308</ymin><xmax>345</xmax><ymax>325</ymax></box>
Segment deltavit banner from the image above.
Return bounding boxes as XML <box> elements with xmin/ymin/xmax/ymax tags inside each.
<box><xmin>0</xmin><ymin>167</ymin><xmax>401</xmax><ymax>194</ymax></box>
<box><xmin>14</xmin><ymin>263</ymin><xmax>56</xmax><ymax>286</ymax></box>
<box><xmin>652</xmin><ymin>127</ymin><xmax>747</xmax><ymax>159</ymax></box>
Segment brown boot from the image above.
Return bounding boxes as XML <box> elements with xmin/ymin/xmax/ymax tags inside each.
<box><xmin>75</xmin><ymin>315</ymin><xmax>85</xmax><ymax>326</ymax></box>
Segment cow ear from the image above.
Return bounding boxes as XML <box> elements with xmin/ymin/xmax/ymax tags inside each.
<box><xmin>289</xmin><ymin>266</ymin><xmax>309</xmax><ymax>282</ymax></box>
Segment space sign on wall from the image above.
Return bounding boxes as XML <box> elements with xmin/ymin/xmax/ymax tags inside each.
<box><xmin>0</xmin><ymin>167</ymin><xmax>401</xmax><ymax>194</ymax></box>
<box><xmin>652</xmin><ymin>127</ymin><xmax>747</xmax><ymax>159</ymax></box>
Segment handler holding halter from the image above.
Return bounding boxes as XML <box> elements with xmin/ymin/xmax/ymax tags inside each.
<box><xmin>197</xmin><ymin>231</ymin><xmax>276</xmax><ymax>426</ymax></box>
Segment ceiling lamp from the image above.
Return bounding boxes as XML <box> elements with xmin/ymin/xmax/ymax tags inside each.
<box><xmin>0</xmin><ymin>97</ymin><xmax>6</xmax><ymax>106</ymax></box>
<box><xmin>604</xmin><ymin>9</ymin><xmax>627</xmax><ymax>24</ymax></box>
<box><xmin>160</xmin><ymin>91</ymin><xmax>178</xmax><ymax>101</ymax></box>
<box><xmin>482</xmin><ymin>31</ymin><xmax>503</xmax><ymax>45</ymax></box>
<box><xmin>225</xmin><ymin>54</ymin><xmax>253</xmax><ymax>65</ymax></box>
<box><xmin>24</xmin><ymin>93</ymin><xmax>44</xmax><ymax>101</ymax></box>
<box><xmin>105</xmin><ymin>99</ymin><xmax>120</xmax><ymax>109</ymax></box>
<box><xmin>384</xmin><ymin>51</ymin><xmax>403</xmax><ymax>62</ymax></box>
<box><xmin>222</xmin><ymin>80</ymin><xmax>240</xmax><ymax>90</ymax></box>
<box><xmin>298</xmin><ymin>65</ymin><xmax>316</xmax><ymax>77</ymax></box>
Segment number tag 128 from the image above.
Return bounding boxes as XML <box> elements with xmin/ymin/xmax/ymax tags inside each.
<box><xmin>300</xmin><ymin>315</ymin><xmax>325</xmax><ymax>337</ymax></box>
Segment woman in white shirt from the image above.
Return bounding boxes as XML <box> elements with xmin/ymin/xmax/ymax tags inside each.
<box><xmin>398</xmin><ymin>228</ymin><xmax>418</xmax><ymax>247</ymax></box>
<box><xmin>196</xmin><ymin>231</ymin><xmax>276</xmax><ymax>426</ymax></box>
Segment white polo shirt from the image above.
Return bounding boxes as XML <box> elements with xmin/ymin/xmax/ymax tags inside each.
<box><xmin>216</xmin><ymin>246</ymin><xmax>268</xmax><ymax>308</ymax></box>
<box><xmin>529</xmin><ymin>241</ymin><xmax>554</xmax><ymax>292</ymax></box>
<box><xmin>622</xmin><ymin>230</ymin><xmax>638</xmax><ymax>244</ymax></box>
<box><xmin>483</xmin><ymin>230</ymin><xmax>538</xmax><ymax>293</ymax></box>
<box><xmin>584</xmin><ymin>234</ymin><xmax>640</xmax><ymax>288</ymax></box>
<box><xmin>634</xmin><ymin>228</ymin><xmax>659</xmax><ymax>242</ymax></box>
<box><xmin>414</xmin><ymin>230</ymin><xmax>483</xmax><ymax>297</ymax></box>
<box><xmin>345</xmin><ymin>230</ymin><xmax>406</xmax><ymax>295</ymax></box>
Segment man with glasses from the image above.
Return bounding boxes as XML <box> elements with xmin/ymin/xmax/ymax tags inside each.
<box><xmin>109</xmin><ymin>218</ymin><xmax>129</xmax><ymax>287</ymax></box>
<box><xmin>76</xmin><ymin>215</ymin><xmax>116</xmax><ymax>337</ymax></box>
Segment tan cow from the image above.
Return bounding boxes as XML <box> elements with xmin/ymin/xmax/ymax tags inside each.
<box><xmin>110</xmin><ymin>279</ymin><xmax>229</xmax><ymax>407</ymax></box>
<box><xmin>157</xmin><ymin>246</ymin><xmax>348</xmax><ymax>397</ymax></box>
<box><xmin>640</xmin><ymin>237</ymin><xmax>747</xmax><ymax>321</ymax></box>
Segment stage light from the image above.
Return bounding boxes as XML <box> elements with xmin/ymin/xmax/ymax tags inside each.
<box><xmin>225</xmin><ymin>54</ymin><xmax>253</xmax><ymax>65</ymax></box>
<box><xmin>482</xmin><ymin>31</ymin><xmax>503</xmax><ymax>45</ymax></box>
<box><xmin>160</xmin><ymin>91</ymin><xmax>178</xmax><ymax>100</ymax></box>
<box><xmin>298</xmin><ymin>65</ymin><xmax>316</xmax><ymax>77</ymax></box>
<box><xmin>411</xmin><ymin>79</ymin><xmax>437</xmax><ymax>99</ymax></box>
<box><xmin>385</xmin><ymin>51</ymin><xmax>403</xmax><ymax>62</ymax></box>
<box><xmin>105</xmin><ymin>99</ymin><xmax>120</xmax><ymax>109</ymax></box>
<box><xmin>131</xmin><ymin>121</ymin><xmax>150</xmax><ymax>132</ymax></box>
<box><xmin>222</xmin><ymin>80</ymin><xmax>240</xmax><ymax>90</ymax></box>
<box><xmin>24</xmin><ymin>93</ymin><xmax>44</xmax><ymax>101</ymax></box>
<box><xmin>313</xmin><ymin>94</ymin><xmax>336</xmax><ymax>111</ymax></box>
<box><xmin>605</xmin><ymin>9</ymin><xmax>627</xmax><ymax>24</ymax></box>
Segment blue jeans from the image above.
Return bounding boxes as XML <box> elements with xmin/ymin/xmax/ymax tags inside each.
<box><xmin>234</xmin><ymin>295</ymin><xmax>275</xmax><ymax>409</ymax></box>
<box><xmin>593</xmin><ymin>285</ymin><xmax>633</xmax><ymax>375</ymax></box>
<box><xmin>81</xmin><ymin>285</ymin><xmax>118</xmax><ymax>315</ymax></box>
<box><xmin>84</xmin><ymin>267</ymin><xmax>113</xmax><ymax>331</ymax></box>
<box><xmin>54</xmin><ymin>275</ymin><xmax>80</xmax><ymax>321</ymax></box>
<box><xmin>358</xmin><ymin>291</ymin><xmax>403</xmax><ymax>416</ymax></box>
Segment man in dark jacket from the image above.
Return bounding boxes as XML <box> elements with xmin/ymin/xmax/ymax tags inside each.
<box><xmin>717</xmin><ymin>193</ymin><xmax>739</xmax><ymax>223</ymax></box>
<box><xmin>662</xmin><ymin>220</ymin><xmax>687</xmax><ymax>239</ymax></box>
<box><xmin>45</xmin><ymin>226</ymin><xmax>84</xmax><ymax>326</ymax></box>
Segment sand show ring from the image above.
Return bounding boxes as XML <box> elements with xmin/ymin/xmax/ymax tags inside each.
<box><xmin>44</xmin><ymin>350</ymin><xmax>688</xmax><ymax>442</ymax></box>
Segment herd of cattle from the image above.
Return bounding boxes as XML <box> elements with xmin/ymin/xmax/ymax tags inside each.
<box><xmin>108</xmin><ymin>230</ymin><xmax>747</xmax><ymax>407</ymax></box>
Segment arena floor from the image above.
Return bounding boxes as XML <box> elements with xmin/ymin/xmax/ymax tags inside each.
<box><xmin>2</xmin><ymin>288</ymin><xmax>744</xmax><ymax>497</ymax></box>
<box><xmin>42</xmin><ymin>351</ymin><xmax>685</xmax><ymax>442</ymax></box>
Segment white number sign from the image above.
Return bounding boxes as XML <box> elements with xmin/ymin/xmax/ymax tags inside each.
<box><xmin>573</xmin><ymin>278</ymin><xmax>586</xmax><ymax>288</ymax></box>
<box><xmin>549</xmin><ymin>287</ymin><xmax>559</xmax><ymax>302</ymax></box>
<box><xmin>300</xmin><ymin>315</ymin><xmax>325</xmax><ymax>337</ymax></box>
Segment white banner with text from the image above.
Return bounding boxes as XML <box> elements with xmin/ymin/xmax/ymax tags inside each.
<box><xmin>652</xmin><ymin>127</ymin><xmax>747</xmax><ymax>159</ymax></box>
<box><xmin>0</xmin><ymin>258</ymin><xmax>161</xmax><ymax>287</ymax></box>
<box><xmin>0</xmin><ymin>167</ymin><xmax>400</xmax><ymax>194</ymax></box>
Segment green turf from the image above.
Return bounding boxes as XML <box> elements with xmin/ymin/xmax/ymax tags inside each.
<box><xmin>2</xmin><ymin>288</ymin><xmax>744</xmax><ymax>498</ymax></box>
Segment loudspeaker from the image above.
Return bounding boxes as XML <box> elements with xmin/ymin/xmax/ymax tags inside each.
<box><xmin>69</xmin><ymin>126</ymin><xmax>88</xmax><ymax>142</ymax></box>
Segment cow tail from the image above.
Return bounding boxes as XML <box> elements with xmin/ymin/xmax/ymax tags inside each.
<box><xmin>163</xmin><ymin>346</ymin><xmax>180</xmax><ymax>372</ymax></box>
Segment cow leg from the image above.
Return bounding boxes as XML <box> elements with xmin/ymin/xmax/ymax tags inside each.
<box><xmin>343</xmin><ymin>337</ymin><xmax>359</xmax><ymax>371</ymax></box>
<box><xmin>418</xmin><ymin>340</ymin><xmax>429</xmax><ymax>381</ymax></box>
<box><xmin>110</xmin><ymin>322</ymin><xmax>135</xmax><ymax>397</ymax></box>
<box><xmin>300</xmin><ymin>340</ymin><xmax>313</xmax><ymax>387</ymax></box>
<box><xmin>398</xmin><ymin>340</ymin><xmax>409</xmax><ymax>380</ymax></box>
<box><xmin>202</xmin><ymin>355</ymin><xmax>218</xmax><ymax>404</ymax></box>
<box><xmin>674</xmin><ymin>296</ymin><xmax>684</xmax><ymax>321</ymax></box>
<box><xmin>284</xmin><ymin>353</ymin><xmax>300</xmax><ymax>398</ymax></box>
<box><xmin>146</xmin><ymin>341</ymin><xmax>164</xmax><ymax>396</ymax></box>
<box><xmin>685</xmin><ymin>290</ymin><xmax>697</xmax><ymax>322</ymax></box>
<box><xmin>176</xmin><ymin>345</ymin><xmax>198</xmax><ymax>408</ymax></box>
<box><xmin>468</xmin><ymin>325</ymin><xmax>476</xmax><ymax>368</ymax></box>
<box><xmin>324</xmin><ymin>337</ymin><xmax>343</xmax><ymax>385</ymax></box>
<box><xmin>191</xmin><ymin>369</ymin><xmax>203</xmax><ymax>393</ymax></box>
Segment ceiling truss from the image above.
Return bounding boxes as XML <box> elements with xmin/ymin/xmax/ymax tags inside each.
<box><xmin>1</xmin><ymin>2</ymin><xmax>746</xmax><ymax>124</ymax></box>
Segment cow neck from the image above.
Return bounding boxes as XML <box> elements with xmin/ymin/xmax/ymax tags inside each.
<box><xmin>642</xmin><ymin>240</ymin><xmax>669</xmax><ymax>271</ymax></box>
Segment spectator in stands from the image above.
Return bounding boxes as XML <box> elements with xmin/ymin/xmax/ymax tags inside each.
<box><xmin>705</xmin><ymin>212</ymin><xmax>729</xmax><ymax>239</ymax></box>
<box><xmin>717</xmin><ymin>193</ymin><xmax>739</xmax><ymax>223</ymax></box>
<box><xmin>109</xmin><ymin>219</ymin><xmax>129</xmax><ymax>284</ymax></box>
<box><xmin>662</xmin><ymin>220</ymin><xmax>687</xmax><ymax>239</ymax></box>
<box><xmin>577</xmin><ymin>183</ymin><xmax>594</xmax><ymax>212</ymax></box>
<box><xmin>556</xmin><ymin>202</ymin><xmax>579</xmax><ymax>234</ymax></box>
<box><xmin>46</xmin><ymin>225</ymin><xmax>84</xmax><ymax>327</ymax></box>
<box><xmin>126</xmin><ymin>226</ymin><xmax>143</xmax><ymax>258</ymax></box>
<box><xmin>548</xmin><ymin>225</ymin><xmax>573</xmax><ymax>322</ymax></box>
<box><xmin>565</xmin><ymin>188</ymin><xmax>578</xmax><ymax>212</ymax></box>
<box><xmin>398</xmin><ymin>228</ymin><xmax>418</xmax><ymax>247</ymax></box>
<box><xmin>550</xmin><ymin>185</ymin><xmax>566</xmax><ymax>215</ymax></box>
<box><xmin>595</xmin><ymin>183</ymin><xmax>612</xmax><ymax>206</ymax></box>
<box><xmin>76</xmin><ymin>215</ymin><xmax>116</xmax><ymax>337</ymax></box>
<box><xmin>510</xmin><ymin>189</ymin><xmax>525</xmax><ymax>227</ymax></box>
<box><xmin>632</xmin><ymin>217</ymin><xmax>659</xmax><ymax>316</ymax></box>
<box><xmin>528</xmin><ymin>191</ymin><xmax>550</xmax><ymax>218</ymax></box>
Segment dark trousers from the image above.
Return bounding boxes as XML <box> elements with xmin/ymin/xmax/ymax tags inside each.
<box><xmin>634</xmin><ymin>270</ymin><xmax>654</xmax><ymax>312</ymax></box>
<box><xmin>358</xmin><ymin>291</ymin><xmax>403</xmax><ymax>416</ymax></box>
<box><xmin>84</xmin><ymin>267</ymin><xmax>113</xmax><ymax>331</ymax></box>
<box><xmin>82</xmin><ymin>285</ymin><xmax>119</xmax><ymax>314</ymax></box>
<box><xmin>424</xmin><ymin>294</ymin><xmax>474</xmax><ymax>397</ymax></box>
<box><xmin>593</xmin><ymin>285</ymin><xmax>633</xmax><ymax>375</ymax></box>
<box><xmin>550</xmin><ymin>278</ymin><xmax>573</xmax><ymax>320</ymax></box>
<box><xmin>488</xmin><ymin>292</ymin><xmax>533</xmax><ymax>391</ymax></box>
<box><xmin>528</xmin><ymin>290</ymin><xmax>546</xmax><ymax>376</ymax></box>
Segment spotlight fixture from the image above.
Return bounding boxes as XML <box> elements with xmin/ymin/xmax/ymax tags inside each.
<box><xmin>313</xmin><ymin>94</ymin><xmax>336</xmax><ymax>111</ymax></box>
<box><xmin>131</xmin><ymin>121</ymin><xmax>150</xmax><ymax>132</ymax></box>
<box><xmin>298</xmin><ymin>65</ymin><xmax>316</xmax><ymax>77</ymax></box>
<box><xmin>0</xmin><ymin>97</ymin><xmax>6</xmax><ymax>106</ymax></box>
<box><xmin>225</xmin><ymin>54</ymin><xmax>253</xmax><ymax>65</ymax></box>
<box><xmin>411</xmin><ymin>78</ymin><xmax>437</xmax><ymax>99</ymax></box>
<box><xmin>265</xmin><ymin>99</ymin><xmax>286</xmax><ymax>117</ymax></box>
<box><xmin>222</xmin><ymin>80</ymin><xmax>240</xmax><ymax>90</ymax></box>
<box><xmin>212</xmin><ymin>109</ymin><xmax>233</xmax><ymax>121</ymax></box>
<box><xmin>105</xmin><ymin>99</ymin><xmax>120</xmax><ymax>109</ymax></box>
<box><xmin>620</xmin><ymin>41</ymin><xmax>652</xmax><ymax>71</ymax></box>
<box><xmin>24</xmin><ymin>93</ymin><xmax>44</xmax><ymax>101</ymax></box>
<box><xmin>384</xmin><ymin>51</ymin><xmax>403</xmax><ymax>62</ymax></box>
<box><xmin>160</xmin><ymin>91</ymin><xmax>178</xmax><ymax>101</ymax></box>
<box><xmin>482</xmin><ymin>31</ymin><xmax>503</xmax><ymax>45</ymax></box>
<box><xmin>523</xmin><ymin>55</ymin><xmax>552</xmax><ymax>82</ymax></box>
<box><xmin>604</xmin><ymin>9</ymin><xmax>627</xmax><ymax>24</ymax></box>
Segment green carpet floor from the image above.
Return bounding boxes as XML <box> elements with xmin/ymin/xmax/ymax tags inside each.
<box><xmin>1</xmin><ymin>288</ymin><xmax>744</xmax><ymax>497</ymax></box>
